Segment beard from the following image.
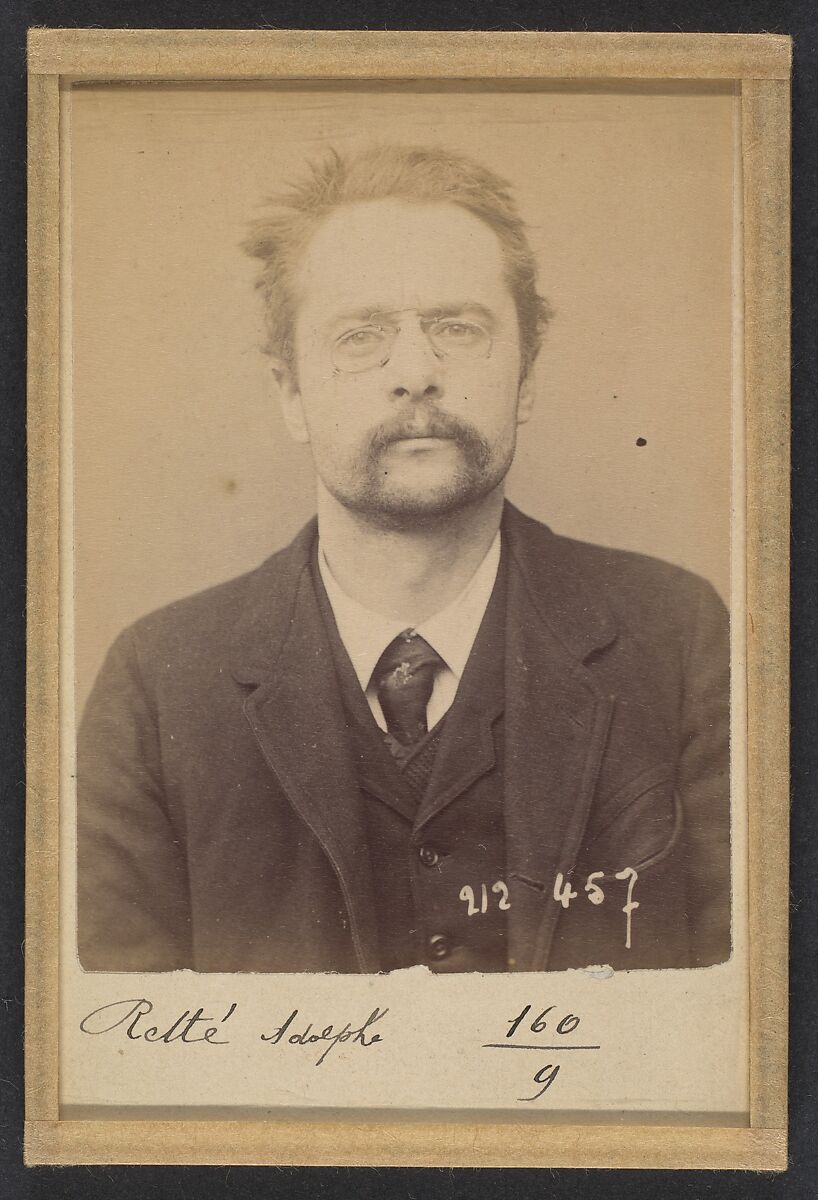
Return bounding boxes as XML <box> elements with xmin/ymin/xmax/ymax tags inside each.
<box><xmin>319</xmin><ymin>407</ymin><xmax>516</xmax><ymax>531</ymax></box>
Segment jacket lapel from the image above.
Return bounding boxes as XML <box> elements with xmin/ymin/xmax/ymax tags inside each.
<box><xmin>502</xmin><ymin>505</ymin><xmax>617</xmax><ymax>971</ymax></box>
<box><xmin>227</xmin><ymin>521</ymin><xmax>380</xmax><ymax>972</ymax></box>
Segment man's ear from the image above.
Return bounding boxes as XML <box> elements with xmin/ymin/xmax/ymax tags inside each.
<box><xmin>516</xmin><ymin>371</ymin><xmax>535</xmax><ymax>426</ymax></box>
<box><xmin>270</xmin><ymin>357</ymin><xmax>310</xmax><ymax>445</ymax></box>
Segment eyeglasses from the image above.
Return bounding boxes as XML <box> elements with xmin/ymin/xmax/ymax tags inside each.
<box><xmin>331</xmin><ymin>309</ymin><xmax>493</xmax><ymax>375</ymax></box>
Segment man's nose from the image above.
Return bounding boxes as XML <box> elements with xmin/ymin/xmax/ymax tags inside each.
<box><xmin>383</xmin><ymin>322</ymin><xmax>444</xmax><ymax>404</ymax></box>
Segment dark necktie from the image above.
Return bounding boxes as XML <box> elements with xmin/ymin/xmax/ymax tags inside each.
<box><xmin>373</xmin><ymin>630</ymin><xmax>445</xmax><ymax>748</ymax></box>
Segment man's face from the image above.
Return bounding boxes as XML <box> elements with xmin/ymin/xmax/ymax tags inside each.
<box><xmin>279</xmin><ymin>198</ymin><xmax>533</xmax><ymax>527</ymax></box>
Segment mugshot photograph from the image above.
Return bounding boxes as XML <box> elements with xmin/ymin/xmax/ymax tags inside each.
<box><xmin>76</xmin><ymin>144</ymin><xmax>731</xmax><ymax>975</ymax></box>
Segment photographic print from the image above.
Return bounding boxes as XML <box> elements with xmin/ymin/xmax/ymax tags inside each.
<box><xmin>25</xmin><ymin>29</ymin><xmax>790</xmax><ymax>1169</ymax></box>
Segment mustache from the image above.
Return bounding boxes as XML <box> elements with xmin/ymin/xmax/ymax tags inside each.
<box><xmin>367</xmin><ymin>409</ymin><xmax>491</xmax><ymax>463</ymax></box>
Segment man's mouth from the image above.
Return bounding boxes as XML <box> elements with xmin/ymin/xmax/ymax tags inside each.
<box><xmin>366</xmin><ymin>414</ymin><xmax>486</xmax><ymax>464</ymax></box>
<box><xmin>388</xmin><ymin>431</ymin><xmax>456</xmax><ymax>442</ymax></box>
<box><xmin>387</xmin><ymin>435</ymin><xmax>457</xmax><ymax>448</ymax></box>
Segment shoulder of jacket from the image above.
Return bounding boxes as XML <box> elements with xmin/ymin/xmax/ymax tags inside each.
<box><xmin>506</xmin><ymin>503</ymin><xmax>723</xmax><ymax>623</ymax></box>
<box><xmin>119</xmin><ymin>537</ymin><xmax>301</xmax><ymax>658</ymax></box>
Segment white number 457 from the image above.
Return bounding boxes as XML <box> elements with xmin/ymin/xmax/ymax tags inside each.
<box><xmin>553</xmin><ymin>868</ymin><xmax>639</xmax><ymax>950</ymax></box>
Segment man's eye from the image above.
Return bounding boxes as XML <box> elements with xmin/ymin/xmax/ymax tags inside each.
<box><xmin>432</xmin><ymin>320</ymin><xmax>484</xmax><ymax>345</ymax></box>
<box><xmin>336</xmin><ymin>327</ymin><xmax>384</xmax><ymax>355</ymax></box>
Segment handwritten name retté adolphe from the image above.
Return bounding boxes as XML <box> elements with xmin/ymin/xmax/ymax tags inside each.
<box><xmin>79</xmin><ymin>997</ymin><xmax>389</xmax><ymax>1066</ymax></box>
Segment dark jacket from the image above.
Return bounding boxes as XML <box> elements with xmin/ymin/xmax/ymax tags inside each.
<box><xmin>77</xmin><ymin>502</ymin><xmax>731</xmax><ymax>973</ymax></box>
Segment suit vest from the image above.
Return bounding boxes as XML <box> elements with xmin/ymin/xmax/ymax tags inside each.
<box><xmin>312</xmin><ymin>550</ymin><xmax>509</xmax><ymax>972</ymax></box>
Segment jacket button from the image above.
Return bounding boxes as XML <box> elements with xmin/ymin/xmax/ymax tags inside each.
<box><xmin>418</xmin><ymin>845</ymin><xmax>440</xmax><ymax>868</ymax></box>
<box><xmin>428</xmin><ymin>934</ymin><xmax>451</xmax><ymax>960</ymax></box>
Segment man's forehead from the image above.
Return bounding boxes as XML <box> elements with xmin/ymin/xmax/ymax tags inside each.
<box><xmin>296</xmin><ymin>198</ymin><xmax>509</xmax><ymax>315</ymax></box>
<box><xmin>308</xmin><ymin>196</ymin><xmax>502</xmax><ymax>247</ymax></box>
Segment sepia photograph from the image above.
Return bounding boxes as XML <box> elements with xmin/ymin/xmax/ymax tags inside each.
<box><xmin>25</xmin><ymin>28</ymin><xmax>790</xmax><ymax>1169</ymax></box>
<box><xmin>74</xmin><ymin>90</ymin><xmax>732</xmax><ymax>978</ymax></box>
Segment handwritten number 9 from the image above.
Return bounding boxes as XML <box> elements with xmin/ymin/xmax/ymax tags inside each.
<box><xmin>519</xmin><ymin>1063</ymin><xmax>560</xmax><ymax>1102</ymax></box>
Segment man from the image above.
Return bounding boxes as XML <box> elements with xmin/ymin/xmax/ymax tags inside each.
<box><xmin>78</xmin><ymin>143</ymin><xmax>730</xmax><ymax>974</ymax></box>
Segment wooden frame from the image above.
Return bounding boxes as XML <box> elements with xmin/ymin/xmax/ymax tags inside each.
<box><xmin>25</xmin><ymin>28</ymin><xmax>790</xmax><ymax>1169</ymax></box>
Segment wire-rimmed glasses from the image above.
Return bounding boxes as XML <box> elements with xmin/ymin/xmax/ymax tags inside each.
<box><xmin>331</xmin><ymin>309</ymin><xmax>493</xmax><ymax>375</ymax></box>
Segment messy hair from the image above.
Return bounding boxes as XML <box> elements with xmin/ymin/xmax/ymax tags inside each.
<box><xmin>242</xmin><ymin>143</ymin><xmax>552</xmax><ymax>379</ymax></box>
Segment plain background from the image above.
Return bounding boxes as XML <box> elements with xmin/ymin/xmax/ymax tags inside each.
<box><xmin>68</xmin><ymin>82</ymin><xmax>737</xmax><ymax>713</ymax></box>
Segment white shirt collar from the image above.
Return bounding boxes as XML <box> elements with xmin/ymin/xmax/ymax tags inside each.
<box><xmin>318</xmin><ymin>530</ymin><xmax>502</xmax><ymax>693</ymax></box>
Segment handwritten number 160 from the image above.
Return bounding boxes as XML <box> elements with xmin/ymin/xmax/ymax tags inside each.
<box><xmin>506</xmin><ymin>1004</ymin><xmax>581</xmax><ymax>1039</ymax></box>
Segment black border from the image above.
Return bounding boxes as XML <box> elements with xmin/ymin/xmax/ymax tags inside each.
<box><xmin>2</xmin><ymin>3</ymin><xmax>815</xmax><ymax>1196</ymax></box>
